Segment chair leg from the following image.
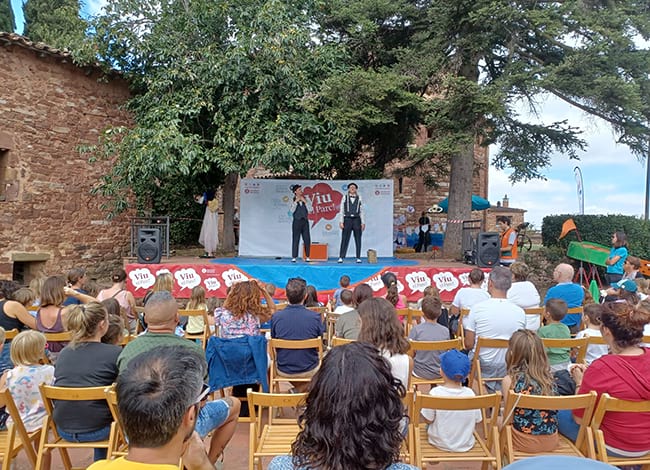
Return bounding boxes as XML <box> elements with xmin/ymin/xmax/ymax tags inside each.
<box><xmin>58</xmin><ymin>448</ymin><xmax>73</xmax><ymax>470</ymax></box>
<box><xmin>35</xmin><ymin>423</ymin><xmax>49</xmax><ymax>470</ymax></box>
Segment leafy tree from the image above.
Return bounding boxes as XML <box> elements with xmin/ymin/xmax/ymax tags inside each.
<box><xmin>80</xmin><ymin>0</ymin><xmax>354</xmax><ymax>251</ymax></box>
<box><xmin>323</xmin><ymin>0</ymin><xmax>650</xmax><ymax>257</ymax></box>
<box><xmin>0</xmin><ymin>0</ymin><xmax>15</xmax><ymax>32</ymax></box>
<box><xmin>22</xmin><ymin>0</ymin><xmax>86</xmax><ymax>49</ymax></box>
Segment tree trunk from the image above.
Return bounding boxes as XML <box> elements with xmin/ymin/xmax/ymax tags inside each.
<box><xmin>442</xmin><ymin>141</ymin><xmax>475</xmax><ymax>259</ymax></box>
<box><xmin>221</xmin><ymin>172</ymin><xmax>238</xmax><ymax>252</ymax></box>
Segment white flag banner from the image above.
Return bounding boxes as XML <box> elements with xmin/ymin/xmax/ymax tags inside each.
<box><xmin>239</xmin><ymin>179</ymin><xmax>394</xmax><ymax>257</ymax></box>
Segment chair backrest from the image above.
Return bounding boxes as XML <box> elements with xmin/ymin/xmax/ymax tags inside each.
<box><xmin>104</xmin><ymin>385</ymin><xmax>127</xmax><ymax>456</ymax></box>
<box><xmin>330</xmin><ymin>337</ymin><xmax>355</xmax><ymax>347</ymax></box>
<box><xmin>0</xmin><ymin>387</ymin><xmax>38</xmax><ymax>464</ymax></box>
<box><xmin>524</xmin><ymin>307</ymin><xmax>544</xmax><ymax>317</ymax></box>
<box><xmin>457</xmin><ymin>308</ymin><xmax>471</xmax><ymax>340</ymax></box>
<box><xmin>39</xmin><ymin>385</ymin><xmax>112</xmax><ymax>438</ymax></box>
<box><xmin>247</xmin><ymin>390</ymin><xmax>307</xmax><ymax>430</ymax></box>
<box><xmin>405</xmin><ymin>309</ymin><xmax>424</xmax><ymax>336</ymax></box>
<box><xmin>585</xmin><ymin>335</ymin><xmax>608</xmax><ymax>346</ymax></box>
<box><xmin>414</xmin><ymin>391</ymin><xmax>501</xmax><ymax>434</ymax></box>
<box><xmin>541</xmin><ymin>336</ymin><xmax>589</xmax><ymax>364</ymax></box>
<box><xmin>567</xmin><ymin>306</ymin><xmax>584</xmax><ymax>315</ymax></box>
<box><xmin>504</xmin><ymin>390</ymin><xmax>597</xmax><ymax>449</ymax></box>
<box><xmin>590</xmin><ymin>392</ymin><xmax>650</xmax><ymax>430</ymax></box>
<box><xmin>269</xmin><ymin>337</ymin><xmax>323</xmax><ymax>359</ymax></box>
<box><xmin>183</xmin><ymin>308</ymin><xmax>211</xmax><ymax>347</ymax></box>
<box><xmin>469</xmin><ymin>337</ymin><xmax>510</xmax><ymax>391</ymax></box>
<box><xmin>42</xmin><ymin>331</ymin><xmax>73</xmax><ymax>342</ymax></box>
<box><xmin>4</xmin><ymin>329</ymin><xmax>19</xmax><ymax>341</ymax></box>
<box><xmin>408</xmin><ymin>338</ymin><xmax>463</xmax><ymax>352</ymax></box>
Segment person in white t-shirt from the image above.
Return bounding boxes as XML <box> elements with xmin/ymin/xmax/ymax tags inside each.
<box><xmin>450</xmin><ymin>268</ymin><xmax>490</xmax><ymax>317</ymax></box>
<box><xmin>574</xmin><ymin>303</ymin><xmax>608</xmax><ymax>365</ymax></box>
<box><xmin>463</xmin><ymin>266</ymin><xmax>526</xmax><ymax>392</ymax></box>
<box><xmin>421</xmin><ymin>349</ymin><xmax>482</xmax><ymax>452</ymax></box>
<box><xmin>507</xmin><ymin>262</ymin><xmax>541</xmax><ymax>330</ymax></box>
<box><xmin>332</xmin><ymin>289</ymin><xmax>355</xmax><ymax>315</ymax></box>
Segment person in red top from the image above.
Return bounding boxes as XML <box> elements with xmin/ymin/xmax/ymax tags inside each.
<box><xmin>558</xmin><ymin>301</ymin><xmax>650</xmax><ymax>457</ymax></box>
<box><xmin>497</xmin><ymin>216</ymin><xmax>518</xmax><ymax>266</ymax></box>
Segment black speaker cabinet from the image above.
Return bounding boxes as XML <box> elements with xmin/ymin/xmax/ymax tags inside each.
<box><xmin>137</xmin><ymin>228</ymin><xmax>162</xmax><ymax>264</ymax></box>
<box><xmin>476</xmin><ymin>232</ymin><xmax>500</xmax><ymax>268</ymax></box>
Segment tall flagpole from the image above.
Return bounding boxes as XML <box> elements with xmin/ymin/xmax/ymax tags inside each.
<box><xmin>574</xmin><ymin>166</ymin><xmax>584</xmax><ymax>215</ymax></box>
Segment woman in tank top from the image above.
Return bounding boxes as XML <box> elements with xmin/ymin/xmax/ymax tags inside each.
<box><xmin>97</xmin><ymin>268</ymin><xmax>137</xmax><ymax>333</ymax></box>
<box><xmin>0</xmin><ymin>280</ymin><xmax>37</xmax><ymax>373</ymax></box>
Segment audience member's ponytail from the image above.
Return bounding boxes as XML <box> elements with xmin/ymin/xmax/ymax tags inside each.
<box><xmin>64</xmin><ymin>301</ymin><xmax>108</xmax><ymax>347</ymax></box>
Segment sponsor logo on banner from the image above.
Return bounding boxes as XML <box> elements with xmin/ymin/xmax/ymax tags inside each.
<box><xmin>204</xmin><ymin>277</ymin><xmax>221</xmax><ymax>291</ymax></box>
<box><xmin>405</xmin><ymin>271</ymin><xmax>431</xmax><ymax>293</ymax></box>
<box><xmin>222</xmin><ymin>269</ymin><xmax>249</xmax><ymax>287</ymax></box>
<box><xmin>432</xmin><ymin>271</ymin><xmax>460</xmax><ymax>292</ymax></box>
<box><xmin>303</xmin><ymin>182</ymin><xmax>343</xmax><ymax>228</ymax></box>
<box><xmin>242</xmin><ymin>181</ymin><xmax>261</xmax><ymax>194</ymax></box>
<box><xmin>129</xmin><ymin>268</ymin><xmax>155</xmax><ymax>290</ymax></box>
<box><xmin>175</xmin><ymin>268</ymin><xmax>201</xmax><ymax>290</ymax></box>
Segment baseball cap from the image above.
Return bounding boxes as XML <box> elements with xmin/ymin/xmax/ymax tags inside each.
<box><xmin>290</xmin><ymin>184</ymin><xmax>301</xmax><ymax>193</ymax></box>
<box><xmin>440</xmin><ymin>349</ymin><xmax>471</xmax><ymax>382</ymax></box>
<box><xmin>611</xmin><ymin>279</ymin><xmax>637</xmax><ymax>293</ymax></box>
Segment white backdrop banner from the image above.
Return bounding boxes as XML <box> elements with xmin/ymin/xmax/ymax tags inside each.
<box><xmin>239</xmin><ymin>179</ymin><xmax>394</xmax><ymax>258</ymax></box>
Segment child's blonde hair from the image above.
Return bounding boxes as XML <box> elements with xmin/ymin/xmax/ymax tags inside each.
<box><xmin>10</xmin><ymin>330</ymin><xmax>46</xmax><ymax>366</ymax></box>
<box><xmin>506</xmin><ymin>329</ymin><xmax>555</xmax><ymax>396</ymax></box>
<box><xmin>187</xmin><ymin>285</ymin><xmax>207</xmax><ymax>310</ymax></box>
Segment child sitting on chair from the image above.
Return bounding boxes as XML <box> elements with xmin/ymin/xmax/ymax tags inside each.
<box><xmin>421</xmin><ymin>349</ymin><xmax>482</xmax><ymax>452</ymax></box>
<box><xmin>537</xmin><ymin>299</ymin><xmax>571</xmax><ymax>372</ymax></box>
<box><xmin>409</xmin><ymin>296</ymin><xmax>450</xmax><ymax>381</ymax></box>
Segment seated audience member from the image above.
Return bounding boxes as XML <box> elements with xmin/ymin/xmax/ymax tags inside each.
<box><xmin>142</xmin><ymin>272</ymin><xmax>174</xmax><ymax>306</ymax></box>
<box><xmin>100</xmin><ymin>298</ymin><xmax>129</xmax><ymax>340</ymax></box>
<box><xmin>622</xmin><ymin>256</ymin><xmax>644</xmax><ymax>280</ymax></box>
<box><xmin>62</xmin><ymin>267</ymin><xmax>89</xmax><ymax>306</ymax></box>
<box><xmin>54</xmin><ymin>302</ymin><xmax>121</xmax><ymax>461</ymax></box>
<box><xmin>636</xmin><ymin>278</ymin><xmax>650</xmax><ymax>302</ymax></box>
<box><xmin>332</xmin><ymin>289</ymin><xmax>354</xmax><ymax>315</ymax></box>
<box><xmin>416</xmin><ymin>286</ymin><xmax>452</xmax><ymax>331</ymax></box>
<box><xmin>604</xmin><ymin>279</ymin><xmax>640</xmax><ymax>305</ymax></box>
<box><xmin>408</xmin><ymin>296</ymin><xmax>450</xmax><ymax>380</ymax></box>
<box><xmin>97</xmin><ymin>269</ymin><xmax>138</xmax><ymax>333</ymax></box>
<box><xmin>537</xmin><ymin>299</ymin><xmax>571</xmax><ymax>372</ymax></box>
<box><xmin>507</xmin><ymin>262</ymin><xmax>542</xmax><ymax>330</ymax></box>
<box><xmin>421</xmin><ymin>349</ymin><xmax>481</xmax><ymax>452</ymax></box>
<box><xmin>88</xmin><ymin>346</ymin><xmax>216</xmax><ymax>470</ymax></box>
<box><xmin>118</xmin><ymin>292</ymin><xmax>240</xmax><ymax>465</ymax></box>
<box><xmin>502</xmin><ymin>330</ymin><xmax>558</xmax><ymax>453</ymax></box>
<box><xmin>268</xmin><ymin>342</ymin><xmax>417</xmax><ymax>470</ymax></box>
<box><xmin>381</xmin><ymin>272</ymin><xmax>407</xmax><ymax>309</ymax></box>
<box><xmin>358</xmin><ymin>298</ymin><xmax>412</xmax><ymax>388</ymax></box>
<box><xmin>271</xmin><ymin>278</ymin><xmax>324</xmax><ymax>392</ymax></box>
<box><xmin>185</xmin><ymin>285</ymin><xmax>209</xmax><ymax>335</ymax></box>
<box><xmin>575</xmin><ymin>303</ymin><xmax>608</xmax><ymax>365</ymax></box>
<box><xmin>332</xmin><ymin>275</ymin><xmax>351</xmax><ymax>308</ymax></box>
<box><xmin>334</xmin><ymin>283</ymin><xmax>372</xmax><ymax>340</ymax></box>
<box><xmin>463</xmin><ymin>266</ymin><xmax>526</xmax><ymax>392</ymax></box>
<box><xmin>0</xmin><ymin>281</ymin><xmax>36</xmax><ymax>373</ymax></box>
<box><xmin>605</xmin><ymin>231</ymin><xmax>628</xmax><ymax>285</ymax></box>
<box><xmin>101</xmin><ymin>313</ymin><xmax>126</xmax><ymax>346</ymax></box>
<box><xmin>303</xmin><ymin>285</ymin><xmax>323</xmax><ymax>308</ymax></box>
<box><xmin>544</xmin><ymin>263</ymin><xmax>584</xmax><ymax>333</ymax></box>
<box><xmin>0</xmin><ymin>330</ymin><xmax>54</xmax><ymax>470</ymax></box>
<box><xmin>12</xmin><ymin>288</ymin><xmax>35</xmax><ymax>310</ymax></box>
<box><xmin>559</xmin><ymin>302</ymin><xmax>650</xmax><ymax>457</ymax></box>
<box><xmin>450</xmin><ymin>268</ymin><xmax>489</xmax><ymax>317</ymax></box>
<box><xmin>29</xmin><ymin>277</ymin><xmax>45</xmax><ymax>308</ymax></box>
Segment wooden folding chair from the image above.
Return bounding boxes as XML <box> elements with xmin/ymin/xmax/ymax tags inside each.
<box><xmin>567</xmin><ymin>306</ymin><xmax>584</xmax><ymax>331</ymax></box>
<box><xmin>401</xmin><ymin>390</ymin><xmax>414</xmax><ymax>464</ymax></box>
<box><xmin>468</xmin><ymin>337</ymin><xmax>510</xmax><ymax>395</ymax></box>
<box><xmin>104</xmin><ymin>385</ymin><xmax>128</xmax><ymax>459</ymax></box>
<box><xmin>456</xmin><ymin>308</ymin><xmax>471</xmax><ymax>342</ymax></box>
<box><xmin>325</xmin><ymin>313</ymin><xmax>339</xmax><ymax>347</ymax></box>
<box><xmin>405</xmin><ymin>308</ymin><xmax>424</xmax><ymax>336</ymax></box>
<box><xmin>330</xmin><ymin>337</ymin><xmax>355</xmax><ymax>347</ymax></box>
<box><xmin>500</xmin><ymin>390</ymin><xmax>597</xmax><ymax>464</ymax></box>
<box><xmin>36</xmin><ymin>385</ymin><xmax>117</xmax><ymax>470</ymax></box>
<box><xmin>182</xmin><ymin>308</ymin><xmax>211</xmax><ymax>349</ymax></box>
<box><xmin>3</xmin><ymin>330</ymin><xmax>18</xmax><ymax>341</ymax></box>
<box><xmin>134</xmin><ymin>306</ymin><xmax>145</xmax><ymax>334</ymax></box>
<box><xmin>590</xmin><ymin>393</ymin><xmax>650</xmax><ymax>468</ymax></box>
<box><xmin>540</xmin><ymin>337</ymin><xmax>589</xmax><ymax>364</ymax></box>
<box><xmin>0</xmin><ymin>388</ymin><xmax>41</xmax><ymax>470</ymax></box>
<box><xmin>247</xmin><ymin>390</ymin><xmax>307</xmax><ymax>470</ymax></box>
<box><xmin>409</xmin><ymin>338</ymin><xmax>463</xmax><ymax>391</ymax></box>
<box><xmin>269</xmin><ymin>337</ymin><xmax>323</xmax><ymax>393</ymax></box>
<box><xmin>42</xmin><ymin>331</ymin><xmax>73</xmax><ymax>364</ymax></box>
<box><xmin>413</xmin><ymin>391</ymin><xmax>502</xmax><ymax>470</ymax></box>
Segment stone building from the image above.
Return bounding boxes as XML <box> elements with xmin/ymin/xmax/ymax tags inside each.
<box><xmin>485</xmin><ymin>194</ymin><xmax>527</xmax><ymax>231</ymax></box>
<box><xmin>0</xmin><ymin>33</ymin><xmax>131</xmax><ymax>283</ymax></box>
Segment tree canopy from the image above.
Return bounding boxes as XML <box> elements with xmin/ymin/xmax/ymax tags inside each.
<box><xmin>23</xmin><ymin>0</ymin><xmax>86</xmax><ymax>49</ymax></box>
<box><xmin>0</xmin><ymin>0</ymin><xmax>15</xmax><ymax>32</ymax></box>
<box><xmin>79</xmin><ymin>0</ymin><xmax>650</xmax><ymax>256</ymax></box>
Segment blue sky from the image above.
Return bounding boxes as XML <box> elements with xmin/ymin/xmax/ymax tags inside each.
<box><xmin>9</xmin><ymin>1</ymin><xmax>648</xmax><ymax>229</ymax></box>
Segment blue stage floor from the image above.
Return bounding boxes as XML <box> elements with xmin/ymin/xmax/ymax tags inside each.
<box><xmin>210</xmin><ymin>257</ymin><xmax>418</xmax><ymax>292</ymax></box>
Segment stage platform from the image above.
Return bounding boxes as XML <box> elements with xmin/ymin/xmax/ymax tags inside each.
<box><xmin>125</xmin><ymin>255</ymin><xmax>483</xmax><ymax>302</ymax></box>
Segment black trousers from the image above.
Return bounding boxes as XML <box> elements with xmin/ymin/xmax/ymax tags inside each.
<box><xmin>292</xmin><ymin>217</ymin><xmax>311</xmax><ymax>258</ymax></box>
<box><xmin>339</xmin><ymin>217</ymin><xmax>362</xmax><ymax>258</ymax></box>
<box><xmin>417</xmin><ymin>230</ymin><xmax>430</xmax><ymax>252</ymax></box>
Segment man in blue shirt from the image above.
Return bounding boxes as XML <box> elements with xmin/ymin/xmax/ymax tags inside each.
<box><xmin>271</xmin><ymin>277</ymin><xmax>324</xmax><ymax>392</ymax></box>
<box><xmin>543</xmin><ymin>263</ymin><xmax>584</xmax><ymax>333</ymax></box>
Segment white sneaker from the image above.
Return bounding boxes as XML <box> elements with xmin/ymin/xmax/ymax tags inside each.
<box><xmin>291</xmin><ymin>258</ymin><xmax>296</xmax><ymax>263</ymax></box>
<box><xmin>306</xmin><ymin>258</ymin><xmax>311</xmax><ymax>262</ymax></box>
<box><xmin>337</xmin><ymin>258</ymin><xmax>343</xmax><ymax>263</ymax></box>
<box><xmin>356</xmin><ymin>258</ymin><xmax>362</xmax><ymax>263</ymax></box>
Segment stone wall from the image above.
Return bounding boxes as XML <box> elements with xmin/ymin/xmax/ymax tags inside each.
<box><xmin>0</xmin><ymin>37</ymin><xmax>132</xmax><ymax>282</ymax></box>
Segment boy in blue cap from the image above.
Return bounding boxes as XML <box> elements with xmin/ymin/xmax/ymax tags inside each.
<box><xmin>421</xmin><ymin>349</ymin><xmax>482</xmax><ymax>452</ymax></box>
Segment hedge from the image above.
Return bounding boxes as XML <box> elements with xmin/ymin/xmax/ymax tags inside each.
<box><xmin>541</xmin><ymin>214</ymin><xmax>650</xmax><ymax>260</ymax></box>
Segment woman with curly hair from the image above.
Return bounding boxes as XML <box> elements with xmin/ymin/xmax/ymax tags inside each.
<box><xmin>559</xmin><ymin>301</ymin><xmax>650</xmax><ymax>457</ymax></box>
<box><xmin>358</xmin><ymin>298</ymin><xmax>412</xmax><ymax>388</ymax></box>
<box><xmin>214</xmin><ymin>280</ymin><xmax>275</xmax><ymax>338</ymax></box>
<box><xmin>268</xmin><ymin>342</ymin><xmax>417</xmax><ymax>470</ymax></box>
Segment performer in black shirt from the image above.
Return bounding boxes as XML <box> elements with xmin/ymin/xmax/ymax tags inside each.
<box><xmin>290</xmin><ymin>184</ymin><xmax>312</xmax><ymax>262</ymax></box>
<box><xmin>337</xmin><ymin>182</ymin><xmax>365</xmax><ymax>263</ymax></box>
